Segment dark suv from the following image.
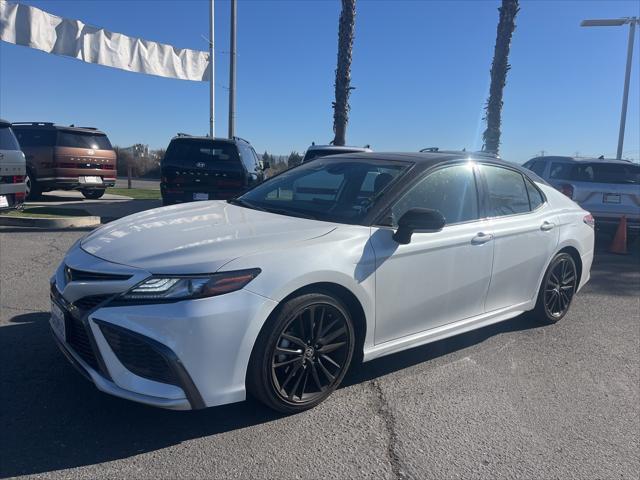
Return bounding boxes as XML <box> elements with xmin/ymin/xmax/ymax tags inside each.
<box><xmin>12</xmin><ymin>122</ymin><xmax>116</xmax><ymax>200</ymax></box>
<box><xmin>161</xmin><ymin>135</ymin><xmax>266</xmax><ymax>206</ymax></box>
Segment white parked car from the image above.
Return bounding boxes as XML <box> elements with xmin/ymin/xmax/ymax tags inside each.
<box><xmin>0</xmin><ymin>119</ymin><xmax>26</xmax><ymax>210</ymax></box>
<box><xmin>50</xmin><ymin>152</ymin><xmax>594</xmax><ymax>413</ymax></box>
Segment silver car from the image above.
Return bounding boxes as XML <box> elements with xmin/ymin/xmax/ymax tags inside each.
<box><xmin>523</xmin><ymin>156</ymin><xmax>640</xmax><ymax>233</ymax></box>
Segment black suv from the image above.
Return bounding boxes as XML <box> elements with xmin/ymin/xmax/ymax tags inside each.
<box><xmin>161</xmin><ymin>135</ymin><xmax>267</xmax><ymax>206</ymax></box>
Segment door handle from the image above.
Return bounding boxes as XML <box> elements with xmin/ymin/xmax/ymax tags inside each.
<box><xmin>471</xmin><ymin>232</ymin><xmax>493</xmax><ymax>245</ymax></box>
<box><xmin>540</xmin><ymin>221</ymin><xmax>555</xmax><ymax>231</ymax></box>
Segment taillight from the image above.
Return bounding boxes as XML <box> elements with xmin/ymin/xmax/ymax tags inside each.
<box><xmin>583</xmin><ymin>213</ymin><xmax>595</xmax><ymax>228</ymax></box>
<box><xmin>559</xmin><ymin>183</ymin><xmax>574</xmax><ymax>199</ymax></box>
<box><xmin>12</xmin><ymin>175</ymin><xmax>24</xmax><ymax>183</ymax></box>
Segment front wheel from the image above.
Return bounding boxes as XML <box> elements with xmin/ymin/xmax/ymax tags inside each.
<box><xmin>247</xmin><ymin>293</ymin><xmax>355</xmax><ymax>413</ymax></box>
<box><xmin>81</xmin><ymin>189</ymin><xmax>105</xmax><ymax>200</ymax></box>
<box><xmin>533</xmin><ymin>253</ymin><xmax>578</xmax><ymax>324</ymax></box>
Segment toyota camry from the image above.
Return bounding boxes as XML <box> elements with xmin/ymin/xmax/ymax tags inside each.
<box><xmin>50</xmin><ymin>152</ymin><xmax>594</xmax><ymax>413</ymax></box>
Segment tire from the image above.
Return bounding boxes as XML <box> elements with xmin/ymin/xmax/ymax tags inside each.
<box><xmin>532</xmin><ymin>253</ymin><xmax>578</xmax><ymax>324</ymax></box>
<box><xmin>25</xmin><ymin>170</ymin><xmax>41</xmax><ymax>201</ymax></box>
<box><xmin>247</xmin><ymin>292</ymin><xmax>355</xmax><ymax>413</ymax></box>
<box><xmin>81</xmin><ymin>189</ymin><xmax>106</xmax><ymax>200</ymax></box>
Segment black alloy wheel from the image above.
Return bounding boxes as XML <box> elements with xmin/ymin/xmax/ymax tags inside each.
<box><xmin>248</xmin><ymin>293</ymin><xmax>355</xmax><ymax>413</ymax></box>
<box><xmin>534</xmin><ymin>253</ymin><xmax>577</xmax><ymax>323</ymax></box>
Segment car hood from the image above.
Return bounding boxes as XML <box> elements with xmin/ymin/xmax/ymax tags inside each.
<box><xmin>81</xmin><ymin>201</ymin><xmax>337</xmax><ymax>274</ymax></box>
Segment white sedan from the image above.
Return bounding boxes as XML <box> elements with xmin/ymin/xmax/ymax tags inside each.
<box><xmin>50</xmin><ymin>153</ymin><xmax>594</xmax><ymax>413</ymax></box>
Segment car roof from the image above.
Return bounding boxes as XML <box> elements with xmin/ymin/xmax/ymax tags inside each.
<box><xmin>530</xmin><ymin>156</ymin><xmax>635</xmax><ymax>165</ymax></box>
<box><xmin>11</xmin><ymin>122</ymin><xmax>107</xmax><ymax>135</ymax></box>
<box><xmin>170</xmin><ymin>135</ymin><xmax>251</xmax><ymax>145</ymax></box>
<box><xmin>306</xmin><ymin>145</ymin><xmax>370</xmax><ymax>151</ymax></box>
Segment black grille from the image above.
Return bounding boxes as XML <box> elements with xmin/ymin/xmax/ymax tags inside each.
<box><xmin>72</xmin><ymin>294</ymin><xmax>113</xmax><ymax>312</ymax></box>
<box><xmin>66</xmin><ymin>315</ymin><xmax>100</xmax><ymax>372</ymax></box>
<box><xmin>98</xmin><ymin>323</ymin><xmax>178</xmax><ymax>386</ymax></box>
<box><xmin>65</xmin><ymin>266</ymin><xmax>132</xmax><ymax>282</ymax></box>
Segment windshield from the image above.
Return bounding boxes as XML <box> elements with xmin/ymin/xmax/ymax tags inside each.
<box><xmin>57</xmin><ymin>131</ymin><xmax>112</xmax><ymax>150</ymax></box>
<box><xmin>235</xmin><ymin>159</ymin><xmax>409</xmax><ymax>224</ymax></box>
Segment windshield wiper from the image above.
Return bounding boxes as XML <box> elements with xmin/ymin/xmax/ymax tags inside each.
<box><xmin>228</xmin><ymin>198</ymin><xmax>267</xmax><ymax>212</ymax></box>
<box><xmin>264</xmin><ymin>207</ymin><xmax>318</xmax><ymax>220</ymax></box>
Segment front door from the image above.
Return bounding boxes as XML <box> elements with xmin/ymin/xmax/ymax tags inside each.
<box><xmin>371</xmin><ymin>163</ymin><xmax>494</xmax><ymax>345</ymax></box>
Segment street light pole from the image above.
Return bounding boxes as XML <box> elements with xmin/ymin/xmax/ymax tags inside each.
<box><xmin>581</xmin><ymin>17</ymin><xmax>639</xmax><ymax>160</ymax></box>
<box><xmin>228</xmin><ymin>0</ymin><xmax>237</xmax><ymax>139</ymax></box>
<box><xmin>209</xmin><ymin>0</ymin><xmax>215</xmax><ymax>138</ymax></box>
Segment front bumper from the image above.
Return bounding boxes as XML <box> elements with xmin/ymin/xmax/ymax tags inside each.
<box><xmin>50</xmin><ymin>248</ymin><xmax>277</xmax><ymax>410</ymax></box>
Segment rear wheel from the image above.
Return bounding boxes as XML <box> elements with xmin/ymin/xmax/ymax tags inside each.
<box><xmin>533</xmin><ymin>253</ymin><xmax>577</xmax><ymax>324</ymax></box>
<box><xmin>81</xmin><ymin>189</ymin><xmax>105</xmax><ymax>200</ymax></box>
<box><xmin>247</xmin><ymin>292</ymin><xmax>355</xmax><ymax>413</ymax></box>
<box><xmin>24</xmin><ymin>170</ymin><xmax>41</xmax><ymax>201</ymax></box>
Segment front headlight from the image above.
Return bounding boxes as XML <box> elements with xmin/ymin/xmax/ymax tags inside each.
<box><xmin>120</xmin><ymin>269</ymin><xmax>261</xmax><ymax>302</ymax></box>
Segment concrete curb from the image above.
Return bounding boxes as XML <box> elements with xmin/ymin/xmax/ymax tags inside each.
<box><xmin>0</xmin><ymin>215</ymin><xmax>101</xmax><ymax>229</ymax></box>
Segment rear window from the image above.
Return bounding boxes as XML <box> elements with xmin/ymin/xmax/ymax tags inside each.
<box><xmin>550</xmin><ymin>162</ymin><xmax>639</xmax><ymax>185</ymax></box>
<box><xmin>56</xmin><ymin>131</ymin><xmax>112</xmax><ymax>150</ymax></box>
<box><xmin>0</xmin><ymin>127</ymin><xmax>20</xmax><ymax>151</ymax></box>
<box><xmin>164</xmin><ymin>140</ymin><xmax>242</xmax><ymax>172</ymax></box>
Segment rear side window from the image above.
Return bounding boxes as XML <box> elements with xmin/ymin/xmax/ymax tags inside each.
<box><xmin>164</xmin><ymin>140</ymin><xmax>242</xmax><ymax>172</ymax></box>
<box><xmin>525</xmin><ymin>177</ymin><xmax>544</xmax><ymax>210</ymax></box>
<box><xmin>57</xmin><ymin>131</ymin><xmax>112</xmax><ymax>150</ymax></box>
<box><xmin>237</xmin><ymin>143</ymin><xmax>257</xmax><ymax>172</ymax></box>
<box><xmin>549</xmin><ymin>163</ymin><xmax>574</xmax><ymax>181</ymax></box>
<box><xmin>526</xmin><ymin>160</ymin><xmax>546</xmax><ymax>176</ymax></box>
<box><xmin>481</xmin><ymin>165</ymin><xmax>530</xmax><ymax>217</ymax></box>
<box><xmin>0</xmin><ymin>127</ymin><xmax>20</xmax><ymax>151</ymax></box>
<box><xmin>391</xmin><ymin>164</ymin><xmax>479</xmax><ymax>226</ymax></box>
<box><xmin>13</xmin><ymin>129</ymin><xmax>56</xmax><ymax>147</ymax></box>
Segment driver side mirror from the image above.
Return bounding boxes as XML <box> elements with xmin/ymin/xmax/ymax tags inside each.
<box><xmin>261</xmin><ymin>161</ymin><xmax>271</xmax><ymax>170</ymax></box>
<box><xmin>392</xmin><ymin>208</ymin><xmax>445</xmax><ymax>244</ymax></box>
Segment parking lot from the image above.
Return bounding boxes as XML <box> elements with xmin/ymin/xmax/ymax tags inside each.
<box><xmin>0</xmin><ymin>204</ymin><xmax>638</xmax><ymax>479</ymax></box>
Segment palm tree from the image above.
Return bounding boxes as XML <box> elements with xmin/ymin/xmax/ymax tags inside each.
<box><xmin>332</xmin><ymin>0</ymin><xmax>357</xmax><ymax>146</ymax></box>
<box><xmin>482</xmin><ymin>0</ymin><xmax>520</xmax><ymax>155</ymax></box>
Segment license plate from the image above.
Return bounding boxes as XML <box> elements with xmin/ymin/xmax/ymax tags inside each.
<box><xmin>50</xmin><ymin>301</ymin><xmax>66</xmax><ymax>342</ymax></box>
<box><xmin>193</xmin><ymin>193</ymin><xmax>209</xmax><ymax>201</ymax></box>
<box><xmin>80</xmin><ymin>176</ymin><xmax>103</xmax><ymax>185</ymax></box>
<box><xmin>0</xmin><ymin>195</ymin><xmax>8</xmax><ymax>208</ymax></box>
<box><xmin>603</xmin><ymin>193</ymin><xmax>621</xmax><ymax>204</ymax></box>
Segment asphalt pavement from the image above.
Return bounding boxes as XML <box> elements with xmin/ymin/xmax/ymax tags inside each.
<box><xmin>0</xmin><ymin>227</ymin><xmax>638</xmax><ymax>479</ymax></box>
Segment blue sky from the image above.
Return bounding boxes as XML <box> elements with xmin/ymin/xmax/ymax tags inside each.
<box><xmin>1</xmin><ymin>0</ymin><xmax>639</xmax><ymax>163</ymax></box>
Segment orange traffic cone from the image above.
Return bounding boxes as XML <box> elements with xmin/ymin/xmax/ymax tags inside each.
<box><xmin>609</xmin><ymin>215</ymin><xmax>628</xmax><ymax>255</ymax></box>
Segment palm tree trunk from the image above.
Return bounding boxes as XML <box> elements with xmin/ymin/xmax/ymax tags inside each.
<box><xmin>332</xmin><ymin>0</ymin><xmax>356</xmax><ymax>147</ymax></box>
<box><xmin>482</xmin><ymin>0</ymin><xmax>520</xmax><ymax>155</ymax></box>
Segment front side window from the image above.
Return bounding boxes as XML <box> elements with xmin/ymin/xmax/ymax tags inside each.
<box><xmin>391</xmin><ymin>164</ymin><xmax>479</xmax><ymax>226</ymax></box>
<box><xmin>481</xmin><ymin>165</ymin><xmax>530</xmax><ymax>217</ymax></box>
<box><xmin>237</xmin><ymin>159</ymin><xmax>408</xmax><ymax>224</ymax></box>
<box><xmin>238</xmin><ymin>143</ymin><xmax>257</xmax><ymax>172</ymax></box>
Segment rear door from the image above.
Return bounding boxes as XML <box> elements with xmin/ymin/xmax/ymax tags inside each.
<box><xmin>479</xmin><ymin>164</ymin><xmax>559</xmax><ymax>312</ymax></box>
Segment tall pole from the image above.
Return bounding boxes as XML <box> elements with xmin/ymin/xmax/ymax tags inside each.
<box><xmin>617</xmin><ymin>19</ymin><xmax>636</xmax><ymax>160</ymax></box>
<box><xmin>228</xmin><ymin>0</ymin><xmax>237</xmax><ymax>139</ymax></box>
<box><xmin>208</xmin><ymin>0</ymin><xmax>215</xmax><ymax>138</ymax></box>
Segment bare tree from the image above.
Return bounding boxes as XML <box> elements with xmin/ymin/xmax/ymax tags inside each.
<box><xmin>332</xmin><ymin>0</ymin><xmax>356</xmax><ymax>146</ymax></box>
<box><xmin>482</xmin><ymin>0</ymin><xmax>520</xmax><ymax>155</ymax></box>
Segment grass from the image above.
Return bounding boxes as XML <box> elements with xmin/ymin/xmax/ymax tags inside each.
<box><xmin>106</xmin><ymin>188</ymin><xmax>161</xmax><ymax>200</ymax></box>
<box><xmin>1</xmin><ymin>207</ymin><xmax>91</xmax><ymax>218</ymax></box>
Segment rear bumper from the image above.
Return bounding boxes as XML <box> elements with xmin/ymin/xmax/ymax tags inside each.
<box><xmin>39</xmin><ymin>176</ymin><xmax>116</xmax><ymax>190</ymax></box>
<box><xmin>591</xmin><ymin>214</ymin><xmax>640</xmax><ymax>232</ymax></box>
<box><xmin>161</xmin><ymin>188</ymin><xmax>244</xmax><ymax>205</ymax></box>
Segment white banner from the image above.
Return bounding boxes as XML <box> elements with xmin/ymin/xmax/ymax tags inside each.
<box><xmin>0</xmin><ymin>0</ymin><xmax>210</xmax><ymax>81</ymax></box>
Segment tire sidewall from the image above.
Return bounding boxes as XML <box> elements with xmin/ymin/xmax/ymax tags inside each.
<box><xmin>249</xmin><ymin>292</ymin><xmax>355</xmax><ymax>413</ymax></box>
<box><xmin>537</xmin><ymin>253</ymin><xmax>577</xmax><ymax>324</ymax></box>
